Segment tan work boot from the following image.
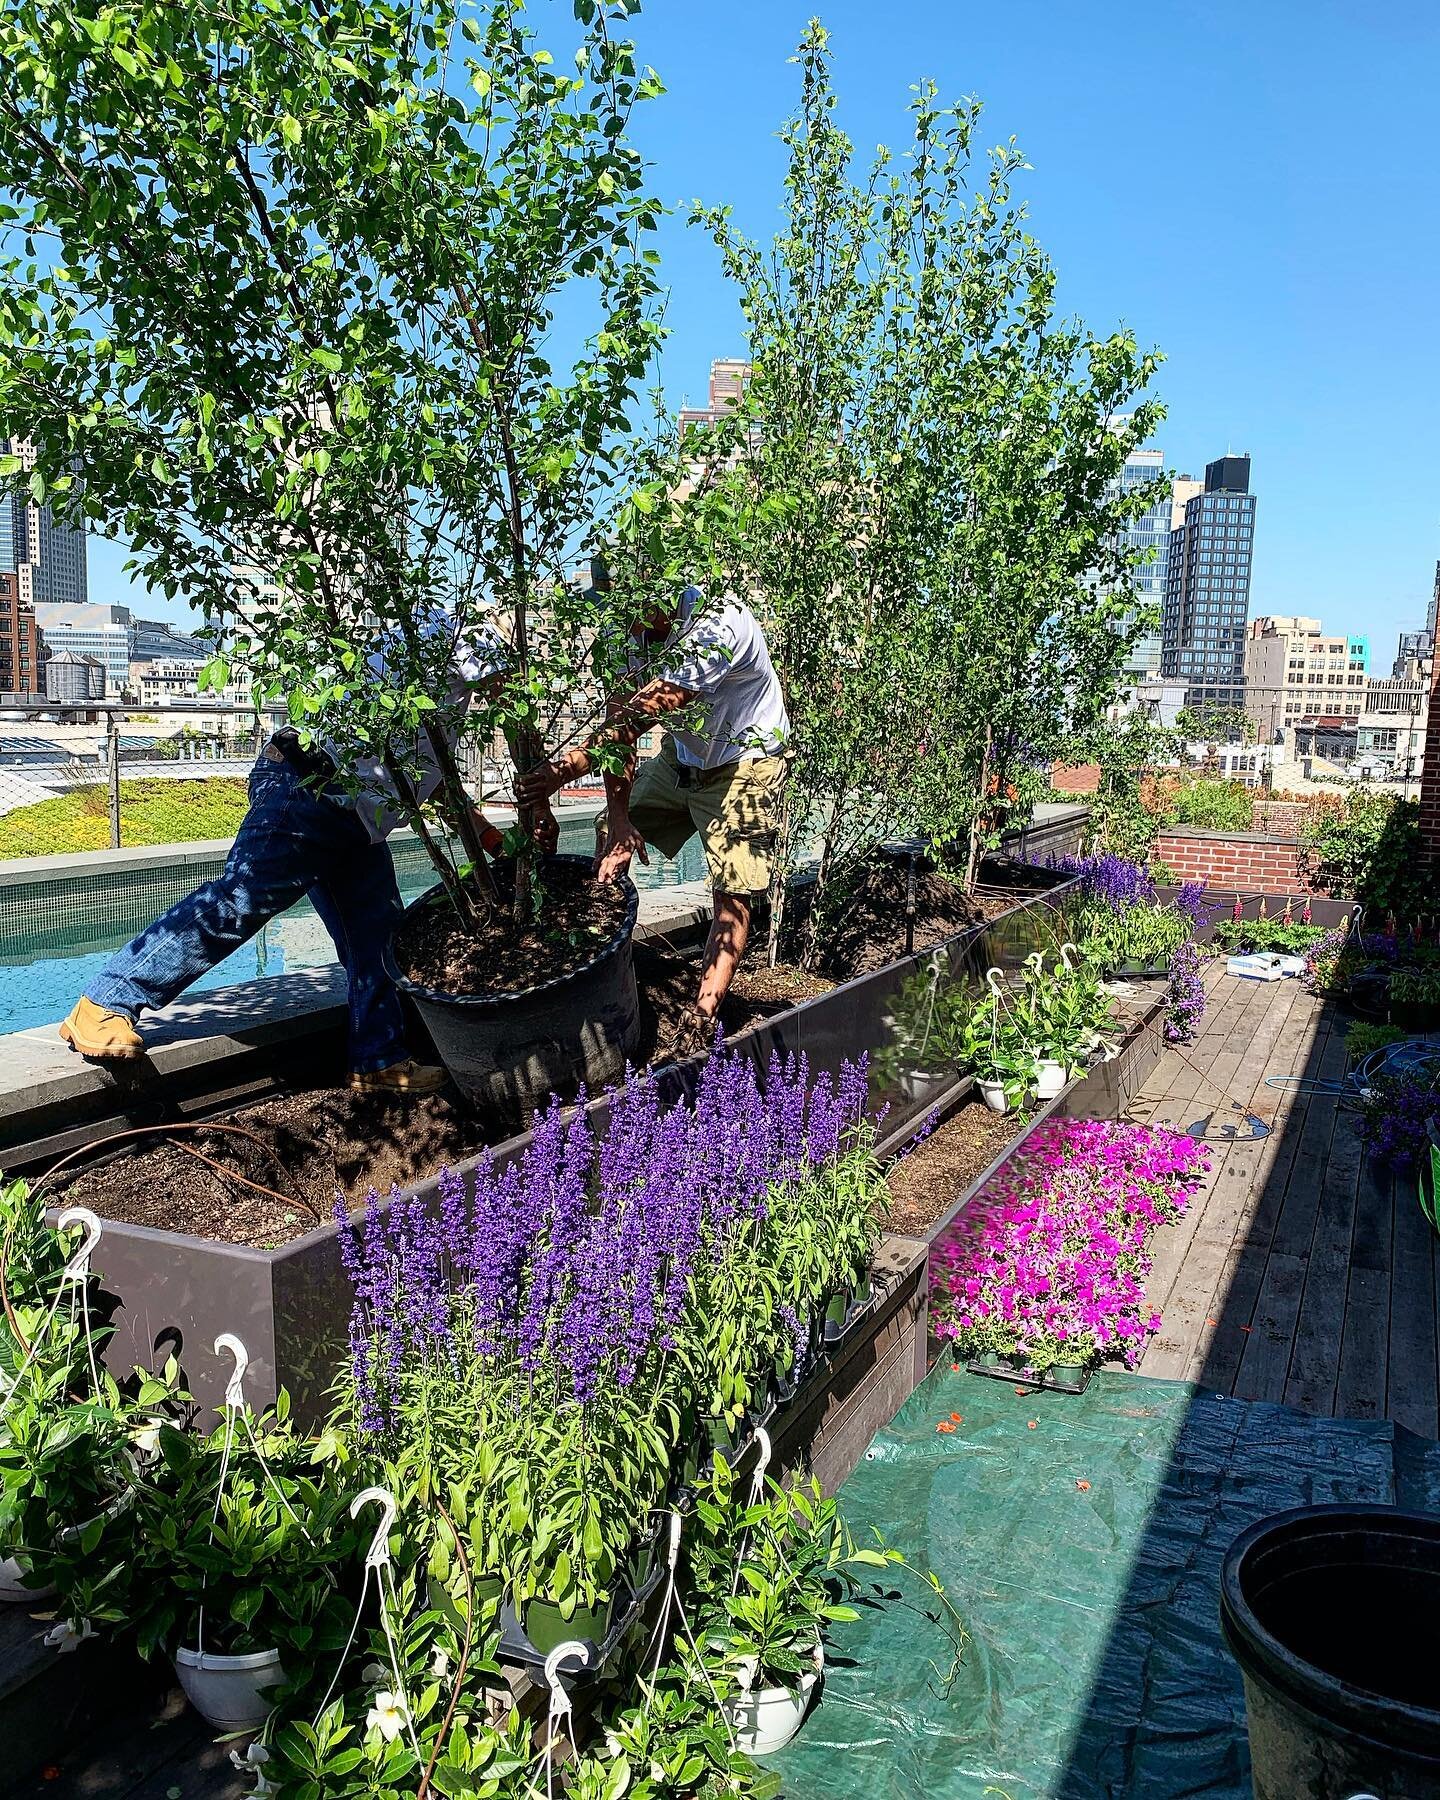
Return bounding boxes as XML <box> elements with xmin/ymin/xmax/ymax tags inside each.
<box><xmin>350</xmin><ymin>1059</ymin><xmax>448</xmax><ymax>1096</ymax></box>
<box><xmin>59</xmin><ymin>998</ymin><xmax>145</xmax><ymax>1059</ymax></box>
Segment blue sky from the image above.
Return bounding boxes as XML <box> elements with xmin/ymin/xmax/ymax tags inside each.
<box><xmin>91</xmin><ymin>0</ymin><xmax>1440</xmax><ymax>659</ymax></box>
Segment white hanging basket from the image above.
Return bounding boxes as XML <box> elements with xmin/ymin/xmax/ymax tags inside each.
<box><xmin>174</xmin><ymin>1644</ymin><xmax>287</xmax><ymax>1731</ymax></box>
<box><xmin>0</xmin><ymin>1553</ymin><xmax>58</xmax><ymax>1603</ymax></box>
<box><xmin>1034</xmin><ymin>1060</ymin><xmax>1067</xmax><ymax>1101</ymax></box>
<box><xmin>977</xmin><ymin>1079</ymin><xmax>1009</xmax><ymax>1114</ymax></box>
<box><xmin>723</xmin><ymin>1639</ymin><xmax>824</xmax><ymax>1756</ymax></box>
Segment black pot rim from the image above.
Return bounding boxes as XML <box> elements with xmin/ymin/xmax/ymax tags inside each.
<box><xmin>1219</xmin><ymin>1502</ymin><xmax>1440</xmax><ymax>1748</ymax></box>
<box><xmin>393</xmin><ymin>853</ymin><xmax>639</xmax><ymax>1011</ymax></box>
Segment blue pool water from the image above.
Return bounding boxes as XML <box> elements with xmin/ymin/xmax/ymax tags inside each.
<box><xmin>0</xmin><ymin>827</ymin><xmax>706</xmax><ymax>1037</ymax></box>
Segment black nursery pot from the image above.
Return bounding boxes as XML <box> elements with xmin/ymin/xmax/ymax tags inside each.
<box><xmin>1390</xmin><ymin>996</ymin><xmax>1440</xmax><ymax>1032</ymax></box>
<box><xmin>395</xmin><ymin>855</ymin><xmax>641</xmax><ymax>1126</ymax></box>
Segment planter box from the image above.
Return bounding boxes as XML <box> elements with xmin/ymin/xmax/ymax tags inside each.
<box><xmin>43</xmin><ymin>869</ymin><xmax>1079</xmax><ymax>1423</ymax></box>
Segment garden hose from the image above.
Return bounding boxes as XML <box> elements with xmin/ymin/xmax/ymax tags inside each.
<box><xmin>1263</xmin><ymin>1041</ymin><xmax>1440</xmax><ymax>1110</ymax></box>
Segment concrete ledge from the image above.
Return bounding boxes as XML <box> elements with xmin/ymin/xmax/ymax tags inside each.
<box><xmin>0</xmin><ymin>882</ymin><xmax>713</xmax><ymax>1163</ymax></box>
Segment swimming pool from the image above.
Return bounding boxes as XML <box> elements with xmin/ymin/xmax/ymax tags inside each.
<box><xmin>0</xmin><ymin>821</ymin><xmax>706</xmax><ymax>1036</ymax></box>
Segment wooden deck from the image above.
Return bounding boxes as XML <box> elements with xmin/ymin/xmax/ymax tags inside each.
<box><xmin>1132</xmin><ymin>964</ymin><xmax>1439</xmax><ymax>1437</ymax></box>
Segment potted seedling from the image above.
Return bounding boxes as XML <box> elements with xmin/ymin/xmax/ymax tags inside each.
<box><xmin>127</xmin><ymin>1401</ymin><xmax>358</xmax><ymax>1732</ymax></box>
<box><xmin>687</xmin><ymin>1466</ymin><xmax>907</xmax><ymax>1757</ymax></box>
<box><xmin>1390</xmin><ymin>964</ymin><xmax>1440</xmax><ymax>1033</ymax></box>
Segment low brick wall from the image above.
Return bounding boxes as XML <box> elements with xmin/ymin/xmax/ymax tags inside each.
<box><xmin>1050</xmin><ymin>762</ymin><xmax>1101</xmax><ymax>794</ymax></box>
<box><xmin>1151</xmin><ymin>826</ymin><xmax>1320</xmax><ymax>894</ymax></box>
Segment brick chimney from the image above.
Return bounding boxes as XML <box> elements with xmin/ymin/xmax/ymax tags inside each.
<box><xmin>1421</xmin><ymin>650</ymin><xmax>1440</xmax><ymax>869</ymax></box>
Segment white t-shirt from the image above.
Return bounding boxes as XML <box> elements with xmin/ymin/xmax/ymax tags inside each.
<box><xmin>325</xmin><ymin>613</ymin><xmax>504</xmax><ymax>844</ymax></box>
<box><xmin>644</xmin><ymin>587</ymin><xmax>789</xmax><ymax>770</ymax></box>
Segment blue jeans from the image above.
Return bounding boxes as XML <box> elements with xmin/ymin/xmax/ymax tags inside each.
<box><xmin>86</xmin><ymin>757</ymin><xmax>411</xmax><ymax>1074</ymax></box>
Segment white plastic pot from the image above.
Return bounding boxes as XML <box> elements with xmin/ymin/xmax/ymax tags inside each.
<box><xmin>897</xmin><ymin>1066</ymin><xmax>949</xmax><ymax>1106</ymax></box>
<box><xmin>174</xmin><ymin>1645</ymin><xmax>286</xmax><ymax>1731</ymax></box>
<box><xmin>1034</xmin><ymin>1060</ymin><xmax>1067</xmax><ymax>1101</ymax></box>
<box><xmin>978</xmin><ymin>1079</ymin><xmax>1009</xmax><ymax>1114</ymax></box>
<box><xmin>0</xmin><ymin>1553</ymin><xmax>57</xmax><ymax>1602</ymax></box>
<box><xmin>724</xmin><ymin>1641</ymin><xmax>824</xmax><ymax>1755</ymax></box>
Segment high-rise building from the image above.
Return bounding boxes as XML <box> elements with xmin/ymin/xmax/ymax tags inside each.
<box><xmin>1244</xmin><ymin>615</ymin><xmax>1370</xmax><ymax>740</ymax></box>
<box><xmin>0</xmin><ymin>569</ymin><xmax>47</xmax><ymax>698</ymax></box>
<box><xmin>0</xmin><ymin>436</ymin><xmax>88</xmax><ymax>607</ymax></box>
<box><xmin>678</xmin><ymin>360</ymin><xmax>752</xmax><ymax>435</ymax></box>
<box><xmin>33</xmin><ymin>600</ymin><xmax>133</xmax><ymax>694</ymax></box>
<box><xmin>1160</xmin><ymin>454</ymin><xmax>1257</xmax><ymax>708</ymax></box>
<box><xmin>1107</xmin><ymin>440</ymin><xmax>1169</xmax><ymax>681</ymax></box>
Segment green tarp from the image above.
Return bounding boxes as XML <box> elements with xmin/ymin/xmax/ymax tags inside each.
<box><xmin>772</xmin><ymin>1367</ymin><xmax>1440</xmax><ymax>1799</ymax></box>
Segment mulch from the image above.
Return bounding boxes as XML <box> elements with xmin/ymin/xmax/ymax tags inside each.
<box><xmin>394</xmin><ymin>858</ymin><xmax>632</xmax><ymax>994</ymax></box>
<box><xmin>789</xmin><ymin>857</ymin><xmax>1045</xmax><ymax>979</ymax></box>
<box><xmin>883</xmin><ymin>1100</ymin><xmax>1033</xmax><ymax>1237</ymax></box>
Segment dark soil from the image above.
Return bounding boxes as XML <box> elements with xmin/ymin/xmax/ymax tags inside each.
<box><xmin>55</xmin><ymin>1091</ymin><xmax>491</xmax><ymax>1250</ymax></box>
<box><xmin>884</xmin><ymin>1099</ymin><xmax>1032</xmax><ymax>1237</ymax></box>
<box><xmin>53</xmin><ymin>944</ymin><xmax>835</xmax><ymax>1251</ymax></box>
<box><xmin>395</xmin><ymin>859</ymin><xmax>632</xmax><ymax>995</ymax></box>
<box><xmin>787</xmin><ymin>854</ymin><xmax>1053</xmax><ymax>980</ymax></box>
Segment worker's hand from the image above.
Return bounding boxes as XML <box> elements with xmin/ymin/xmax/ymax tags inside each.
<box><xmin>531</xmin><ymin>802</ymin><xmax>560</xmax><ymax>856</ymax></box>
<box><xmin>515</xmin><ymin>751</ymin><xmax>584</xmax><ymax>808</ymax></box>
<box><xmin>594</xmin><ymin>813</ymin><xmax>649</xmax><ymax>884</ymax></box>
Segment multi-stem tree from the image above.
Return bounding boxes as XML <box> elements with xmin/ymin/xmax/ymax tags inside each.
<box><xmin>0</xmin><ymin>0</ymin><xmax>718</xmax><ymax>934</ymax></box>
<box><xmin>696</xmin><ymin>23</ymin><xmax>1165</xmax><ymax>969</ymax></box>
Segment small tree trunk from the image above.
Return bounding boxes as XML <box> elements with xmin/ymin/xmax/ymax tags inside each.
<box><xmin>964</xmin><ymin>722</ymin><xmax>993</xmax><ymax>895</ymax></box>
<box><xmin>767</xmin><ymin>786</ymin><xmax>795</xmax><ymax>969</ymax></box>
<box><xmin>384</xmin><ymin>752</ymin><xmax>478</xmax><ymax>930</ymax></box>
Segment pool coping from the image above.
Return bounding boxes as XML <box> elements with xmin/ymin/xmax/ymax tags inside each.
<box><xmin>0</xmin><ymin>880</ymin><xmax>713</xmax><ymax>1164</ymax></box>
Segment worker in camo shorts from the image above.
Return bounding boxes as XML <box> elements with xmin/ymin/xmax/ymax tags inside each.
<box><xmin>518</xmin><ymin>570</ymin><xmax>789</xmax><ymax>1056</ymax></box>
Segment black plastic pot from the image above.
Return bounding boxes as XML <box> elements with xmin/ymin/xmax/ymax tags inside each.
<box><xmin>395</xmin><ymin>855</ymin><xmax>641</xmax><ymax>1125</ymax></box>
<box><xmin>1220</xmin><ymin>1504</ymin><xmax>1440</xmax><ymax>1799</ymax></box>
<box><xmin>1391</xmin><ymin>996</ymin><xmax>1440</xmax><ymax>1032</ymax></box>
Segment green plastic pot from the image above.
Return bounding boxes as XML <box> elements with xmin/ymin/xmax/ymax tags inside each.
<box><xmin>625</xmin><ymin>1519</ymin><xmax>662</xmax><ymax>1593</ymax></box>
<box><xmin>823</xmin><ymin>1287</ymin><xmax>854</xmax><ymax>1340</ymax></box>
<box><xmin>703</xmin><ymin>1413</ymin><xmax>739</xmax><ymax>1455</ymax></box>
<box><xmin>427</xmin><ymin>1570</ymin><xmax>503</xmax><ymax>1630</ymax></box>
<box><xmin>522</xmin><ymin>1594</ymin><xmax>614</xmax><ymax>1657</ymax></box>
<box><xmin>1044</xmin><ymin>1361</ymin><xmax>1091</xmax><ymax>1393</ymax></box>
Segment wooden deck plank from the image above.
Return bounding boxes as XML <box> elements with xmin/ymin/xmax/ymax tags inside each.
<box><xmin>1231</xmin><ymin>1018</ymin><xmax>1348</xmax><ymax>1405</ymax></box>
<box><xmin>1335</xmin><ymin>1264</ymin><xmax>1392</xmax><ymax>1424</ymax></box>
<box><xmin>1141</xmin><ymin>981</ymin><xmax>1307</xmax><ymax>1377</ymax></box>
<box><xmin>1135</xmin><ymin>968</ymin><xmax>1440</xmax><ymax>1436</ymax></box>
<box><xmin>1388</xmin><ymin>1159</ymin><xmax>1437</xmax><ymax>1436</ymax></box>
<box><xmin>1174</xmin><ymin>990</ymin><xmax>1332</xmax><ymax>1392</ymax></box>
<box><xmin>1282</xmin><ymin>1105</ymin><xmax>1366</xmax><ymax>1417</ymax></box>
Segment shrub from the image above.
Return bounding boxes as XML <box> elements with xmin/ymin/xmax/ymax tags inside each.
<box><xmin>1162</xmin><ymin>778</ymin><xmax>1255</xmax><ymax>832</ymax></box>
<box><xmin>1300</xmin><ymin>791</ymin><xmax>1426</xmax><ymax>920</ymax></box>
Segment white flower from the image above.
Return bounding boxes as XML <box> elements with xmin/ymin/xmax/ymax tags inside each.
<box><xmin>130</xmin><ymin>1418</ymin><xmax>163</xmax><ymax>1459</ymax></box>
<box><xmin>228</xmin><ymin>1744</ymin><xmax>277</xmax><ymax>1797</ymax></box>
<box><xmin>361</xmin><ymin>1660</ymin><xmax>388</xmax><ymax>1686</ymax></box>
<box><xmin>603</xmin><ymin>1732</ymin><xmax>622</xmax><ymax>1758</ymax></box>
<box><xmin>430</xmin><ymin>1646</ymin><xmax>451</xmax><ymax>1682</ymax></box>
<box><xmin>366</xmin><ymin>1690</ymin><xmax>409</xmax><ymax>1744</ymax></box>
<box><xmin>44</xmin><ymin>1616</ymin><xmax>96</xmax><ymax>1654</ymax></box>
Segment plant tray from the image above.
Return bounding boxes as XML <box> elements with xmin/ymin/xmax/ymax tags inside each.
<box><xmin>823</xmin><ymin>1287</ymin><xmax>878</xmax><ymax>1346</ymax></box>
<box><xmin>965</xmin><ymin>1357</ymin><xmax>1093</xmax><ymax>1396</ymax></box>
<box><xmin>497</xmin><ymin>1557</ymin><xmax>668</xmax><ymax>1680</ymax></box>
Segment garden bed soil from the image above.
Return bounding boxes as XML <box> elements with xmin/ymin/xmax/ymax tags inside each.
<box><xmin>883</xmin><ymin>1101</ymin><xmax>1032</xmax><ymax>1237</ymax></box>
<box><xmin>788</xmin><ymin>856</ymin><xmax>1049</xmax><ymax>979</ymax></box>
<box><xmin>52</xmin><ymin>943</ymin><xmax>834</xmax><ymax>1251</ymax></box>
<box><xmin>394</xmin><ymin>858</ymin><xmax>632</xmax><ymax>994</ymax></box>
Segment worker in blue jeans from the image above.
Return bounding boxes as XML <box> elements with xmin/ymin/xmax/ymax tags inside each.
<box><xmin>60</xmin><ymin>626</ymin><xmax>555</xmax><ymax>1092</ymax></box>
